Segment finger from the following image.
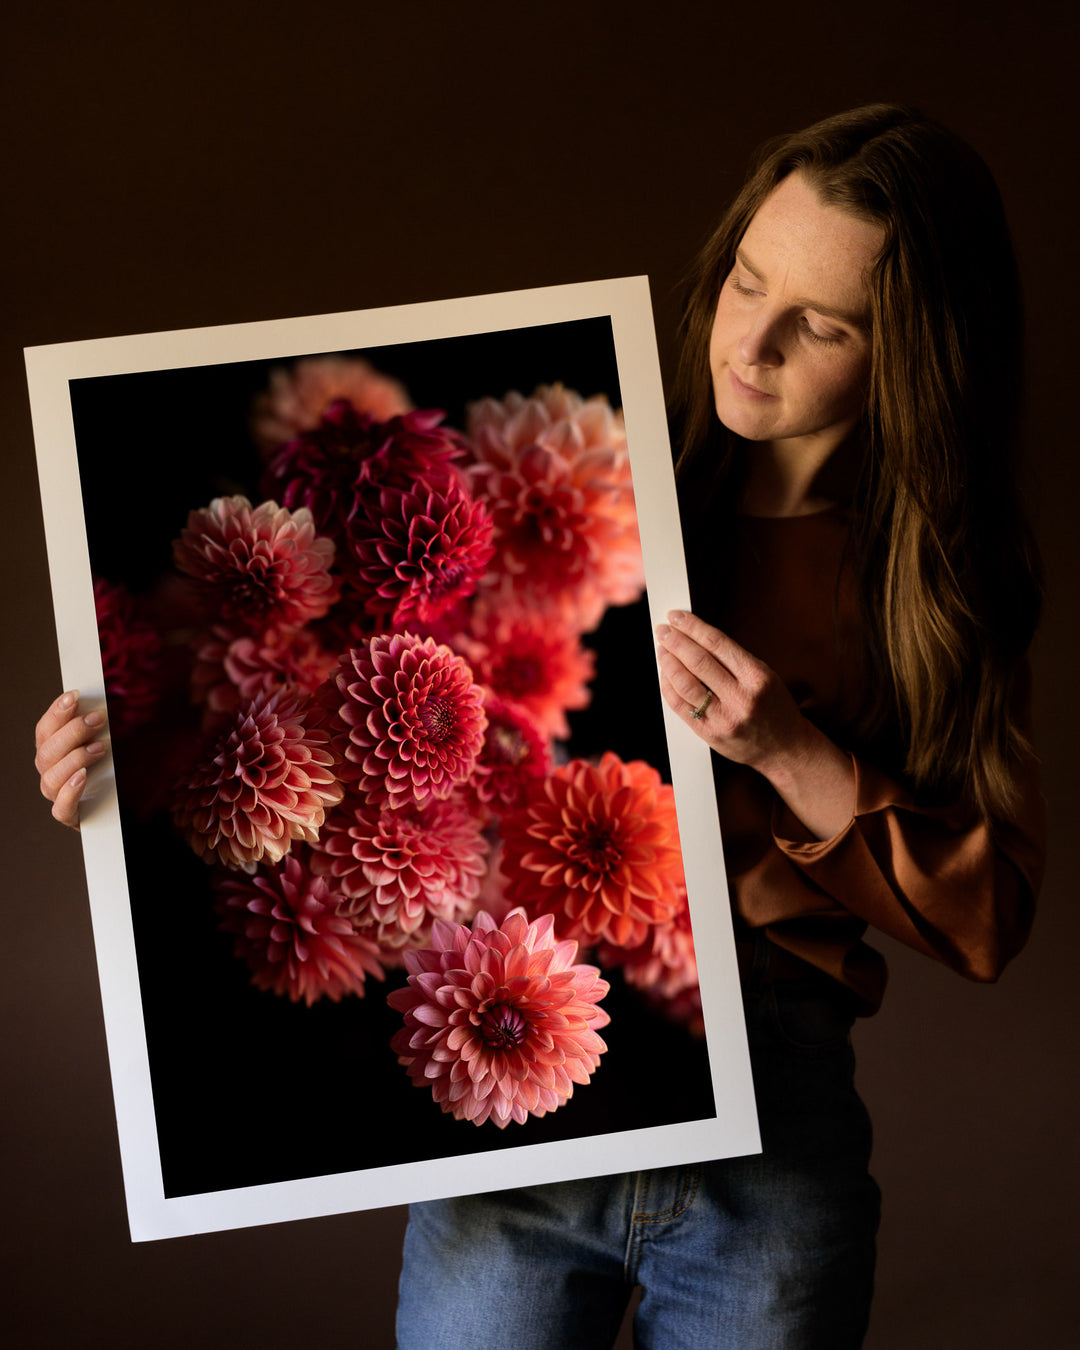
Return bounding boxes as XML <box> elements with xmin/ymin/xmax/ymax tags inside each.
<box><xmin>35</xmin><ymin>704</ymin><xmax>107</xmax><ymax>779</ymax></box>
<box><xmin>51</xmin><ymin>767</ymin><xmax>89</xmax><ymax>830</ymax></box>
<box><xmin>35</xmin><ymin>690</ymin><xmax>81</xmax><ymax>752</ymax></box>
<box><xmin>664</xmin><ymin>611</ymin><xmax>759</xmax><ymax>678</ymax></box>
<box><xmin>659</xmin><ymin>663</ymin><xmax>714</xmax><ymax>725</ymax></box>
<box><xmin>656</xmin><ymin>622</ymin><xmax>734</xmax><ymax>698</ymax></box>
<box><xmin>38</xmin><ymin>728</ymin><xmax>108</xmax><ymax>802</ymax></box>
<box><xmin>657</xmin><ymin>646</ymin><xmax>714</xmax><ymax>710</ymax></box>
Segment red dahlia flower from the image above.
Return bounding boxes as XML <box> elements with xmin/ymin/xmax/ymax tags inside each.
<box><xmin>173</xmin><ymin>496</ymin><xmax>338</xmax><ymax>630</ymax></box>
<box><xmin>93</xmin><ymin>576</ymin><xmax>163</xmax><ymax>737</ymax></box>
<box><xmin>174</xmin><ymin>690</ymin><xmax>343</xmax><ymax>870</ymax></box>
<box><xmin>309</xmin><ymin>792</ymin><xmax>488</xmax><ymax>946</ymax></box>
<box><xmin>500</xmin><ymin>752</ymin><xmax>686</xmax><ymax>948</ymax></box>
<box><xmin>598</xmin><ymin>888</ymin><xmax>703</xmax><ymax>1033</ymax></box>
<box><xmin>388</xmin><ymin>909</ymin><xmax>609</xmax><ymax>1128</ymax></box>
<box><xmin>317</xmin><ymin>632</ymin><xmax>486</xmax><ymax>808</ymax></box>
<box><xmin>467</xmin><ymin>693</ymin><xmax>551</xmax><ymax>816</ymax></box>
<box><xmin>347</xmin><ymin>477</ymin><xmax>494</xmax><ymax>626</ymax></box>
<box><xmin>262</xmin><ymin>402</ymin><xmax>466</xmax><ymax>540</ymax></box>
<box><xmin>250</xmin><ymin>355</ymin><xmax>412</xmax><ymax>458</ymax></box>
<box><xmin>214</xmin><ymin>853</ymin><xmax>385</xmax><ymax>1004</ymax></box>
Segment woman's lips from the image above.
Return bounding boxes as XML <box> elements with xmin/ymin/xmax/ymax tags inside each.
<box><xmin>729</xmin><ymin>368</ymin><xmax>776</xmax><ymax>400</ymax></box>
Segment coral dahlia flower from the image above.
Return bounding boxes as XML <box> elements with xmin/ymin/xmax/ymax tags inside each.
<box><xmin>599</xmin><ymin>888</ymin><xmax>703</xmax><ymax>1033</ymax></box>
<box><xmin>388</xmin><ymin>909</ymin><xmax>609</xmax><ymax>1128</ymax></box>
<box><xmin>174</xmin><ymin>690</ymin><xmax>343</xmax><ymax>870</ymax></box>
<box><xmin>445</xmin><ymin>600</ymin><xmax>595</xmax><ymax>741</ymax></box>
<box><xmin>173</xmin><ymin>496</ymin><xmax>338</xmax><ymax>630</ymax></box>
<box><xmin>309</xmin><ymin>792</ymin><xmax>488</xmax><ymax>946</ymax></box>
<box><xmin>214</xmin><ymin>853</ymin><xmax>385</xmax><ymax>1005</ymax></box>
<box><xmin>250</xmin><ymin>355</ymin><xmax>412</xmax><ymax>457</ymax></box>
<box><xmin>501</xmin><ymin>752</ymin><xmax>686</xmax><ymax>949</ymax></box>
<box><xmin>347</xmin><ymin>476</ymin><xmax>494</xmax><ymax>626</ymax></box>
<box><xmin>466</xmin><ymin>385</ymin><xmax>645</xmax><ymax>627</ymax></box>
<box><xmin>94</xmin><ymin>575</ymin><xmax>163</xmax><ymax>737</ymax></box>
<box><xmin>317</xmin><ymin>632</ymin><xmax>486</xmax><ymax>808</ymax></box>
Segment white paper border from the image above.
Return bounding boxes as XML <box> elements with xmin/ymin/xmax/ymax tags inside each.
<box><xmin>26</xmin><ymin>277</ymin><xmax>760</xmax><ymax>1242</ymax></box>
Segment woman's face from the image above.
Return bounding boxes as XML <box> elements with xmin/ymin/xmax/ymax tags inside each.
<box><xmin>709</xmin><ymin>172</ymin><xmax>883</xmax><ymax>453</ymax></box>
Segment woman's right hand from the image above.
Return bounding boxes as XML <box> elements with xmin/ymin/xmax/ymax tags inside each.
<box><xmin>34</xmin><ymin>691</ymin><xmax>108</xmax><ymax>831</ymax></box>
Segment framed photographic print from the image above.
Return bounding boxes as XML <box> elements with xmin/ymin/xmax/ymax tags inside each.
<box><xmin>25</xmin><ymin>278</ymin><xmax>759</xmax><ymax>1241</ymax></box>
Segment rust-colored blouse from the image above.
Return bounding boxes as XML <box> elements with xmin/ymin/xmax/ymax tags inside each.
<box><xmin>700</xmin><ymin>508</ymin><xmax>1045</xmax><ymax>1014</ymax></box>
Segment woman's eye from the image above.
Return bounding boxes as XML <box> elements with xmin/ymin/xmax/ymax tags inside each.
<box><xmin>798</xmin><ymin>316</ymin><xmax>841</xmax><ymax>347</ymax></box>
<box><xmin>730</xmin><ymin>277</ymin><xmax>761</xmax><ymax>297</ymax></box>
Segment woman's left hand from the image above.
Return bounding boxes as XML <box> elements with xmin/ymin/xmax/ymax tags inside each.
<box><xmin>656</xmin><ymin>609</ymin><xmax>856</xmax><ymax>840</ymax></box>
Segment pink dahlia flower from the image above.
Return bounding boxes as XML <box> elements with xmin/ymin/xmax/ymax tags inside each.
<box><xmin>262</xmin><ymin>402</ymin><xmax>466</xmax><ymax>541</ymax></box>
<box><xmin>347</xmin><ymin>477</ymin><xmax>494</xmax><ymax>626</ymax></box>
<box><xmin>173</xmin><ymin>496</ymin><xmax>339</xmax><ymax>631</ymax></box>
<box><xmin>174</xmin><ymin>690</ymin><xmax>343</xmax><ymax>870</ymax></box>
<box><xmin>388</xmin><ymin>909</ymin><xmax>610</xmax><ymax>1128</ymax></box>
<box><xmin>467</xmin><ymin>692</ymin><xmax>551</xmax><ymax>816</ymax></box>
<box><xmin>317</xmin><ymin>632</ymin><xmax>486</xmax><ymax>808</ymax></box>
<box><xmin>309</xmin><ymin>792</ymin><xmax>488</xmax><ymax>946</ymax></box>
<box><xmin>250</xmin><ymin>355</ymin><xmax>412</xmax><ymax>457</ymax></box>
<box><xmin>214</xmin><ymin>853</ymin><xmax>385</xmax><ymax>1004</ymax></box>
<box><xmin>445</xmin><ymin>600</ymin><xmax>595</xmax><ymax>741</ymax></box>
<box><xmin>191</xmin><ymin>623</ymin><xmax>338</xmax><ymax>726</ymax></box>
<box><xmin>500</xmin><ymin>752</ymin><xmax>686</xmax><ymax>949</ymax></box>
<box><xmin>94</xmin><ymin>576</ymin><xmax>163</xmax><ymax>737</ymax></box>
<box><xmin>467</xmin><ymin>385</ymin><xmax>645</xmax><ymax>628</ymax></box>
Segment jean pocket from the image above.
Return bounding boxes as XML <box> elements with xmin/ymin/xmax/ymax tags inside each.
<box><xmin>766</xmin><ymin>980</ymin><xmax>857</xmax><ymax>1055</ymax></box>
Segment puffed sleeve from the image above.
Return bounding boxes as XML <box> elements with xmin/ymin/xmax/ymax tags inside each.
<box><xmin>769</xmin><ymin>668</ymin><xmax>1045</xmax><ymax>983</ymax></box>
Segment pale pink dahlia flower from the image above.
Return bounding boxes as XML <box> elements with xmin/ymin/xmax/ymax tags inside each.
<box><xmin>317</xmin><ymin>632</ymin><xmax>486</xmax><ymax>808</ymax></box>
<box><xmin>251</xmin><ymin>355</ymin><xmax>412</xmax><ymax>457</ymax></box>
<box><xmin>173</xmin><ymin>496</ymin><xmax>339</xmax><ymax>630</ymax></box>
<box><xmin>191</xmin><ymin>623</ymin><xmax>338</xmax><ymax>726</ymax></box>
<box><xmin>174</xmin><ymin>690</ymin><xmax>343</xmax><ymax>871</ymax></box>
<box><xmin>214</xmin><ymin>853</ymin><xmax>385</xmax><ymax>1004</ymax></box>
<box><xmin>388</xmin><ymin>909</ymin><xmax>610</xmax><ymax>1128</ymax></box>
<box><xmin>445</xmin><ymin>600</ymin><xmax>595</xmax><ymax>740</ymax></box>
<box><xmin>467</xmin><ymin>385</ymin><xmax>645</xmax><ymax>628</ymax></box>
<box><xmin>348</xmin><ymin>476</ymin><xmax>494</xmax><ymax>626</ymax></box>
<box><xmin>309</xmin><ymin>793</ymin><xmax>487</xmax><ymax>947</ymax></box>
<box><xmin>94</xmin><ymin>576</ymin><xmax>163</xmax><ymax>737</ymax></box>
<box><xmin>500</xmin><ymin>752</ymin><xmax>686</xmax><ymax>949</ymax></box>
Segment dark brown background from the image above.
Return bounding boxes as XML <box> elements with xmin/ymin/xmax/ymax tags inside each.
<box><xmin>5</xmin><ymin>3</ymin><xmax>1076</xmax><ymax>1346</ymax></box>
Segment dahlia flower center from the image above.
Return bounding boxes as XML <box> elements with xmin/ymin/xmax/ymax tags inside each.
<box><xmin>419</xmin><ymin>696</ymin><xmax>456</xmax><ymax>742</ymax></box>
<box><xmin>496</xmin><ymin>656</ymin><xmax>540</xmax><ymax>699</ymax></box>
<box><xmin>570</xmin><ymin>823</ymin><xmax>623</xmax><ymax>874</ymax></box>
<box><xmin>492</xmin><ymin>724</ymin><xmax>528</xmax><ymax>765</ymax></box>
<box><xmin>479</xmin><ymin>1003</ymin><xmax>528</xmax><ymax>1050</ymax></box>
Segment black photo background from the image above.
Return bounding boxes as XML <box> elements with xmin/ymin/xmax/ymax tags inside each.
<box><xmin>69</xmin><ymin>315</ymin><xmax>714</xmax><ymax>1198</ymax></box>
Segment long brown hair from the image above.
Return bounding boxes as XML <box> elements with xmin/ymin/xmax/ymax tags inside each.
<box><xmin>674</xmin><ymin>104</ymin><xmax>1042</xmax><ymax>820</ymax></box>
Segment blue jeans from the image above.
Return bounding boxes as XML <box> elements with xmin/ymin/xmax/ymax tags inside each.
<box><xmin>396</xmin><ymin>965</ymin><xmax>880</xmax><ymax>1349</ymax></box>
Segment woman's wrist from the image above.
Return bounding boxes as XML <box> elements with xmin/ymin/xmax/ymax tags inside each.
<box><xmin>758</xmin><ymin>719</ymin><xmax>856</xmax><ymax>841</ymax></box>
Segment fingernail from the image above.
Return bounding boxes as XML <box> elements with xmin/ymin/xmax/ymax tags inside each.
<box><xmin>668</xmin><ymin>610</ymin><xmax>686</xmax><ymax>626</ymax></box>
<box><xmin>59</xmin><ymin>691</ymin><xmax>77</xmax><ymax>710</ymax></box>
<box><xmin>68</xmin><ymin>768</ymin><xmax>87</xmax><ymax>788</ymax></box>
<box><xmin>86</xmin><ymin>741</ymin><xmax>107</xmax><ymax>758</ymax></box>
<box><xmin>84</xmin><ymin>710</ymin><xmax>106</xmax><ymax>729</ymax></box>
<box><xmin>656</xmin><ymin>624</ymin><xmax>671</xmax><ymax>641</ymax></box>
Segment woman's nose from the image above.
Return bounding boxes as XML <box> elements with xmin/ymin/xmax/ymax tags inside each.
<box><xmin>736</xmin><ymin>311</ymin><xmax>784</xmax><ymax>367</ymax></box>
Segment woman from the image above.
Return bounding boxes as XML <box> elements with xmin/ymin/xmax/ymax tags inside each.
<box><xmin>35</xmin><ymin>105</ymin><xmax>1044</xmax><ymax>1349</ymax></box>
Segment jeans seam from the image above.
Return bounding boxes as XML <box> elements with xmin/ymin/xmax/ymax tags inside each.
<box><xmin>624</xmin><ymin>1166</ymin><xmax>702</xmax><ymax>1284</ymax></box>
